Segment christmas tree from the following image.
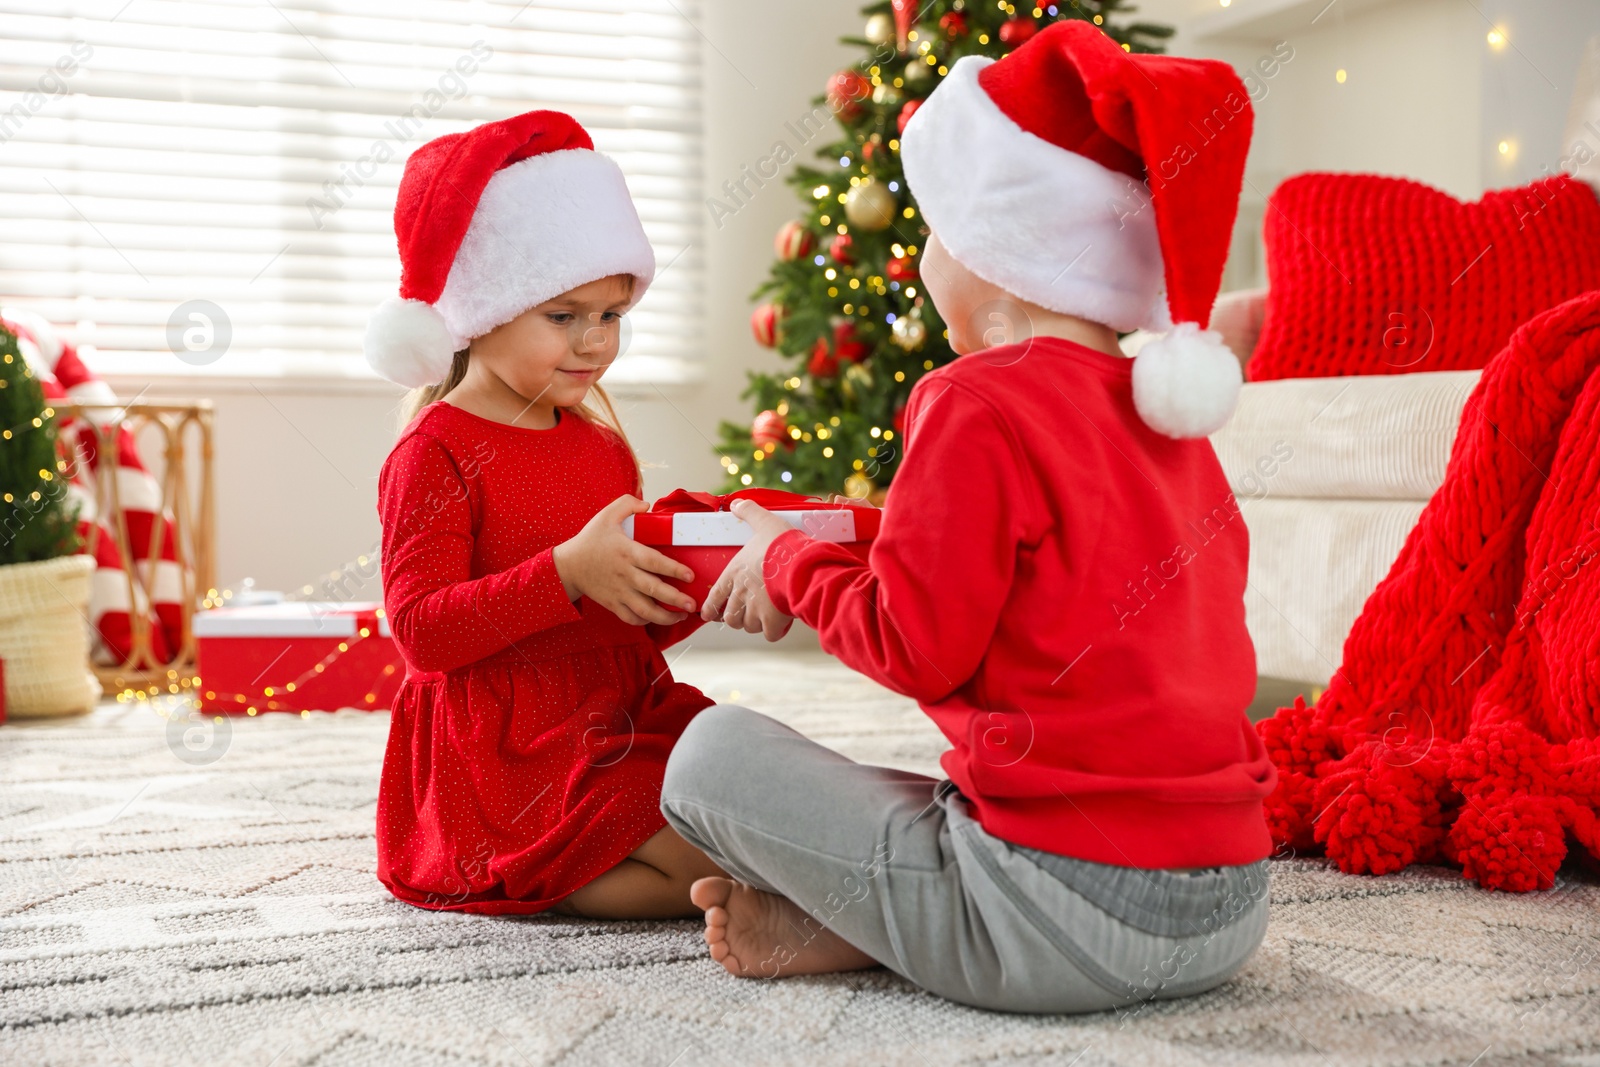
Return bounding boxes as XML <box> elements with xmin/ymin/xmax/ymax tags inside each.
<box><xmin>0</xmin><ymin>325</ymin><xmax>79</xmax><ymax>566</ymax></box>
<box><xmin>715</xmin><ymin>0</ymin><xmax>1172</xmax><ymax>499</ymax></box>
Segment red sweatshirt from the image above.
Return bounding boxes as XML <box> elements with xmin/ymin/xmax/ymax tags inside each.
<box><xmin>764</xmin><ymin>337</ymin><xmax>1276</xmax><ymax>869</ymax></box>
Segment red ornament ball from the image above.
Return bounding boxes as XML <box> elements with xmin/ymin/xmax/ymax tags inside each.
<box><xmin>998</xmin><ymin>17</ymin><xmax>1037</xmax><ymax>45</ymax></box>
<box><xmin>826</xmin><ymin>69</ymin><xmax>872</xmax><ymax>121</ymax></box>
<box><xmin>751</xmin><ymin>409</ymin><xmax>792</xmax><ymax>450</ymax></box>
<box><xmin>861</xmin><ymin>140</ymin><xmax>879</xmax><ymax>163</ymax></box>
<box><xmin>833</xmin><ymin>320</ymin><xmax>870</xmax><ymax>364</ymax></box>
<box><xmin>774</xmin><ymin>220</ymin><xmax>814</xmax><ymax>261</ymax></box>
<box><xmin>886</xmin><ymin>255</ymin><xmax>918</xmax><ymax>283</ymax></box>
<box><xmin>938</xmin><ymin>11</ymin><xmax>969</xmax><ymax>37</ymax></box>
<box><xmin>808</xmin><ymin>337</ymin><xmax>840</xmax><ymax>378</ymax></box>
<box><xmin>750</xmin><ymin>303</ymin><xmax>782</xmax><ymax>347</ymax></box>
<box><xmin>829</xmin><ymin>232</ymin><xmax>855</xmax><ymax>266</ymax></box>
<box><xmin>897</xmin><ymin>99</ymin><xmax>922</xmax><ymax>135</ymax></box>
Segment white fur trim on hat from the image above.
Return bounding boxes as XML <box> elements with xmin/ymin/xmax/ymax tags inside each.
<box><xmin>364</xmin><ymin>297</ymin><xmax>461</xmax><ymax>388</ymax></box>
<box><xmin>1131</xmin><ymin>322</ymin><xmax>1243</xmax><ymax>438</ymax></box>
<box><xmin>900</xmin><ymin>56</ymin><xmax>1164</xmax><ymax>333</ymax></box>
<box><xmin>434</xmin><ymin>147</ymin><xmax>656</xmax><ymax>345</ymax></box>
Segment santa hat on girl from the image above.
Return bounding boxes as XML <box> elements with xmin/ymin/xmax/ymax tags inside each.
<box><xmin>900</xmin><ymin>20</ymin><xmax>1253</xmax><ymax>438</ymax></box>
<box><xmin>364</xmin><ymin>110</ymin><xmax>655</xmax><ymax>387</ymax></box>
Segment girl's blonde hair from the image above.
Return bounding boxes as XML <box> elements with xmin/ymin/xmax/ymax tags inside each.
<box><xmin>399</xmin><ymin>275</ymin><xmax>643</xmax><ymax>493</ymax></box>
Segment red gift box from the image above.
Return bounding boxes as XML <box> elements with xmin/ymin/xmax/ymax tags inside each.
<box><xmin>626</xmin><ymin>489</ymin><xmax>880</xmax><ymax>647</ymax></box>
<box><xmin>194</xmin><ymin>601</ymin><xmax>405</xmax><ymax>715</ymax></box>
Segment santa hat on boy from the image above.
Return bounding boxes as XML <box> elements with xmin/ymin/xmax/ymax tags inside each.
<box><xmin>364</xmin><ymin>110</ymin><xmax>655</xmax><ymax>387</ymax></box>
<box><xmin>900</xmin><ymin>20</ymin><xmax>1252</xmax><ymax>438</ymax></box>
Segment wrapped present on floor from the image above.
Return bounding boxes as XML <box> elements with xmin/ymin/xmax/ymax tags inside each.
<box><xmin>194</xmin><ymin>601</ymin><xmax>404</xmax><ymax>715</ymax></box>
<box><xmin>627</xmin><ymin>488</ymin><xmax>880</xmax><ymax>648</ymax></box>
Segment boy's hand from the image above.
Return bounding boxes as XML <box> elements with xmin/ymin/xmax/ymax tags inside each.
<box><xmin>702</xmin><ymin>499</ymin><xmax>795</xmax><ymax>641</ymax></box>
<box><xmin>810</xmin><ymin>492</ymin><xmax>877</xmax><ymax>508</ymax></box>
<box><xmin>553</xmin><ymin>495</ymin><xmax>698</xmax><ymax>627</ymax></box>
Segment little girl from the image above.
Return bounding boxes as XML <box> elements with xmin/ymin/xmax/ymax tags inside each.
<box><xmin>662</xmin><ymin>23</ymin><xmax>1278</xmax><ymax>1013</ymax></box>
<box><xmin>363</xmin><ymin>110</ymin><xmax>722</xmax><ymax>917</ymax></box>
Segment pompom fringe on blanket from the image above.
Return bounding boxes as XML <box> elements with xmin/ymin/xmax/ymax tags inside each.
<box><xmin>1256</xmin><ymin>290</ymin><xmax>1600</xmax><ymax>892</ymax></box>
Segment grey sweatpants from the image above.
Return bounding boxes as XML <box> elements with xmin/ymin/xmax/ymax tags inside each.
<box><xmin>660</xmin><ymin>705</ymin><xmax>1270</xmax><ymax>1014</ymax></box>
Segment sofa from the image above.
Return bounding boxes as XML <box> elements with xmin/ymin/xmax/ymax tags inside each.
<box><xmin>1175</xmin><ymin>36</ymin><xmax>1600</xmax><ymax>690</ymax></box>
<box><xmin>1193</xmin><ymin>288</ymin><xmax>1479</xmax><ymax>688</ymax></box>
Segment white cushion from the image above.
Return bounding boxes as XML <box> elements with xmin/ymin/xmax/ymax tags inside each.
<box><xmin>1213</xmin><ymin>370</ymin><xmax>1480</xmax><ymax>501</ymax></box>
<box><xmin>1239</xmin><ymin>497</ymin><xmax>1426</xmax><ymax>687</ymax></box>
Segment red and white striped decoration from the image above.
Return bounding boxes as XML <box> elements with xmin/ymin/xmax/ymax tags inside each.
<box><xmin>2</xmin><ymin>308</ymin><xmax>185</xmax><ymax>666</ymax></box>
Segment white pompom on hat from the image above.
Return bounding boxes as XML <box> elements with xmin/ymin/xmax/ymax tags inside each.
<box><xmin>1130</xmin><ymin>322</ymin><xmax>1243</xmax><ymax>438</ymax></box>
<box><xmin>364</xmin><ymin>110</ymin><xmax>656</xmax><ymax>388</ymax></box>
<box><xmin>900</xmin><ymin>21</ymin><xmax>1252</xmax><ymax>437</ymax></box>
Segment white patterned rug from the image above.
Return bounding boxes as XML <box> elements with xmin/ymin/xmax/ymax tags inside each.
<box><xmin>2</xmin><ymin>649</ymin><xmax>1597</xmax><ymax>1067</ymax></box>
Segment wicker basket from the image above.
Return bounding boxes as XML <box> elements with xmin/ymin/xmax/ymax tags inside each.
<box><xmin>0</xmin><ymin>554</ymin><xmax>100</xmax><ymax>718</ymax></box>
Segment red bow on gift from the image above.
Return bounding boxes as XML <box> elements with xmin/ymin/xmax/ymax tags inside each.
<box><xmin>647</xmin><ymin>487</ymin><xmax>818</xmax><ymax>513</ymax></box>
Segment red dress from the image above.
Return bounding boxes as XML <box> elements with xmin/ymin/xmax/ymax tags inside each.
<box><xmin>374</xmin><ymin>401</ymin><xmax>712</xmax><ymax>913</ymax></box>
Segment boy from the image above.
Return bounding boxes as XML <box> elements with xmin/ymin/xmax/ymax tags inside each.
<box><xmin>663</xmin><ymin>21</ymin><xmax>1276</xmax><ymax>1014</ymax></box>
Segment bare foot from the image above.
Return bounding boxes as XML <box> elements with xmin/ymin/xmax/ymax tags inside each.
<box><xmin>689</xmin><ymin>877</ymin><xmax>878</xmax><ymax>979</ymax></box>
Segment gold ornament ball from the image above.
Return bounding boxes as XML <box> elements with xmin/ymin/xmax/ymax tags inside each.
<box><xmin>891</xmin><ymin>314</ymin><xmax>928</xmax><ymax>350</ymax></box>
<box><xmin>844</xmin><ymin>179</ymin><xmax>897</xmax><ymax>231</ymax></box>
<box><xmin>903</xmin><ymin>60</ymin><xmax>932</xmax><ymax>85</ymax></box>
<box><xmin>872</xmin><ymin>82</ymin><xmax>903</xmax><ymax>107</ymax></box>
<box><xmin>864</xmin><ymin>12</ymin><xmax>896</xmax><ymax>46</ymax></box>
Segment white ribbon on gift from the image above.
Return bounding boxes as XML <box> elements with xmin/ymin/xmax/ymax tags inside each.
<box><xmin>623</xmin><ymin>509</ymin><xmax>861</xmax><ymax>546</ymax></box>
<box><xmin>192</xmin><ymin>601</ymin><xmax>393</xmax><ymax>638</ymax></box>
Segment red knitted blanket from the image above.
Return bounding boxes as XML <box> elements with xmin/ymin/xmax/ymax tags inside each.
<box><xmin>1257</xmin><ymin>289</ymin><xmax>1600</xmax><ymax>891</ymax></box>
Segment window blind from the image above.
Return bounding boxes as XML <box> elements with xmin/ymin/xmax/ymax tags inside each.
<box><xmin>0</xmin><ymin>0</ymin><xmax>705</xmax><ymax>383</ymax></box>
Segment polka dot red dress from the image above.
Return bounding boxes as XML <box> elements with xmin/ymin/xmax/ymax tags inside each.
<box><xmin>374</xmin><ymin>401</ymin><xmax>712</xmax><ymax>913</ymax></box>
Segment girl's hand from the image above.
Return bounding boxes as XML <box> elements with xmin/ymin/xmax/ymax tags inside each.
<box><xmin>553</xmin><ymin>495</ymin><xmax>698</xmax><ymax>627</ymax></box>
<box><xmin>702</xmin><ymin>499</ymin><xmax>796</xmax><ymax>641</ymax></box>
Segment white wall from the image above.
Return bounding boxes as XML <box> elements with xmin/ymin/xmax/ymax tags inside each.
<box><xmin>1477</xmin><ymin>0</ymin><xmax>1600</xmax><ymax>189</ymax></box>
